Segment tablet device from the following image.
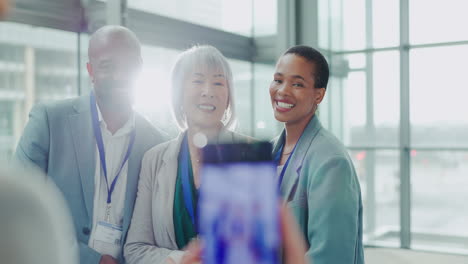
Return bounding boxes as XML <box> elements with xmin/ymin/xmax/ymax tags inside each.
<box><xmin>199</xmin><ymin>142</ymin><xmax>280</xmax><ymax>264</ymax></box>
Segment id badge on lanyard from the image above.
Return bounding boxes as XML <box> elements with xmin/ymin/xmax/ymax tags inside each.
<box><xmin>93</xmin><ymin>221</ymin><xmax>123</xmax><ymax>258</ymax></box>
<box><xmin>95</xmin><ymin>221</ymin><xmax>123</xmax><ymax>245</ymax></box>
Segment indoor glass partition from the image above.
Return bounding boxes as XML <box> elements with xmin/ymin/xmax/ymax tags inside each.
<box><xmin>0</xmin><ymin>22</ymin><xmax>79</xmax><ymax>159</ymax></box>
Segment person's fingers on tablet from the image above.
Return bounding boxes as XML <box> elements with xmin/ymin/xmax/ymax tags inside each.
<box><xmin>180</xmin><ymin>240</ymin><xmax>202</xmax><ymax>264</ymax></box>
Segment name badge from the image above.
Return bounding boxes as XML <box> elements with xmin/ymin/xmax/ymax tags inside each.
<box><xmin>95</xmin><ymin>221</ymin><xmax>123</xmax><ymax>245</ymax></box>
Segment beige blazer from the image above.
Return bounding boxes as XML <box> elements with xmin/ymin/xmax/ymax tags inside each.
<box><xmin>124</xmin><ymin>129</ymin><xmax>253</xmax><ymax>264</ymax></box>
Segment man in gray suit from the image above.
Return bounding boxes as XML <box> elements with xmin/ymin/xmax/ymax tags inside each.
<box><xmin>15</xmin><ymin>25</ymin><xmax>165</xmax><ymax>264</ymax></box>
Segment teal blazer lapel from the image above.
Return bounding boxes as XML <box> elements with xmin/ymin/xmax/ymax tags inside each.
<box><xmin>69</xmin><ymin>95</ymin><xmax>95</xmax><ymax>221</ymax></box>
<box><xmin>275</xmin><ymin>116</ymin><xmax>323</xmax><ymax>201</ymax></box>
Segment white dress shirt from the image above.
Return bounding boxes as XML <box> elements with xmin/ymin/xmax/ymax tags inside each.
<box><xmin>88</xmin><ymin>104</ymin><xmax>135</xmax><ymax>258</ymax></box>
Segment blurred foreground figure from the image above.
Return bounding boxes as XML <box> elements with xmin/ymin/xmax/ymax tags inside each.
<box><xmin>0</xmin><ymin>164</ymin><xmax>79</xmax><ymax>264</ymax></box>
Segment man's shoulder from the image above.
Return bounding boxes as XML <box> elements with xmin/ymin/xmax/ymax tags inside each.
<box><xmin>37</xmin><ymin>96</ymin><xmax>87</xmax><ymax>116</ymax></box>
<box><xmin>26</xmin><ymin>96</ymin><xmax>88</xmax><ymax>128</ymax></box>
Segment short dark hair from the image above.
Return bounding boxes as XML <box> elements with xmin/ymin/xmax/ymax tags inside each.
<box><xmin>283</xmin><ymin>45</ymin><xmax>329</xmax><ymax>89</ymax></box>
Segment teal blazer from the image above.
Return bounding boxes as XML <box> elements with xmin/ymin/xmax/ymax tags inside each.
<box><xmin>15</xmin><ymin>95</ymin><xmax>166</xmax><ymax>264</ymax></box>
<box><xmin>272</xmin><ymin>116</ymin><xmax>364</xmax><ymax>264</ymax></box>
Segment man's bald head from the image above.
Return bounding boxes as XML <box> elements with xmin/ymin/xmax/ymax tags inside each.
<box><xmin>86</xmin><ymin>25</ymin><xmax>142</xmax><ymax>111</ymax></box>
<box><xmin>88</xmin><ymin>25</ymin><xmax>141</xmax><ymax>62</ymax></box>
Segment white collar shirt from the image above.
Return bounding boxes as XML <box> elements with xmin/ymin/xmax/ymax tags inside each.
<box><xmin>88</xmin><ymin>103</ymin><xmax>135</xmax><ymax>258</ymax></box>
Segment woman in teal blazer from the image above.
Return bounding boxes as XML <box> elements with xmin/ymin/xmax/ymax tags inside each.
<box><xmin>270</xmin><ymin>45</ymin><xmax>364</xmax><ymax>264</ymax></box>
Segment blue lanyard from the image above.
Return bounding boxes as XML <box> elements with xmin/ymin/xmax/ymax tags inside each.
<box><xmin>274</xmin><ymin>138</ymin><xmax>299</xmax><ymax>188</ymax></box>
<box><xmin>180</xmin><ymin>134</ymin><xmax>197</xmax><ymax>228</ymax></box>
<box><xmin>90</xmin><ymin>93</ymin><xmax>136</xmax><ymax>205</ymax></box>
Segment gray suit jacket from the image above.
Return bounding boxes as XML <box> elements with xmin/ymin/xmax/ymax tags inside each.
<box><xmin>124</xmin><ymin>130</ymin><xmax>252</xmax><ymax>264</ymax></box>
<box><xmin>15</xmin><ymin>95</ymin><xmax>166</xmax><ymax>264</ymax></box>
<box><xmin>272</xmin><ymin>116</ymin><xmax>364</xmax><ymax>264</ymax></box>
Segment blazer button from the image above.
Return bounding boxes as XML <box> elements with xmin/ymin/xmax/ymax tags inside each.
<box><xmin>82</xmin><ymin>227</ymin><xmax>90</xmax><ymax>235</ymax></box>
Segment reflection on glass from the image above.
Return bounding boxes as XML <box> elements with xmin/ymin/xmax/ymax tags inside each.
<box><xmin>411</xmin><ymin>150</ymin><xmax>468</xmax><ymax>251</ymax></box>
<box><xmin>410</xmin><ymin>0</ymin><xmax>468</xmax><ymax>44</ymax></box>
<box><xmin>410</xmin><ymin>45</ymin><xmax>468</xmax><ymax>147</ymax></box>
<box><xmin>127</xmin><ymin>0</ymin><xmax>253</xmax><ymax>36</ymax></box>
<box><xmin>349</xmin><ymin>150</ymin><xmax>400</xmax><ymax>247</ymax></box>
